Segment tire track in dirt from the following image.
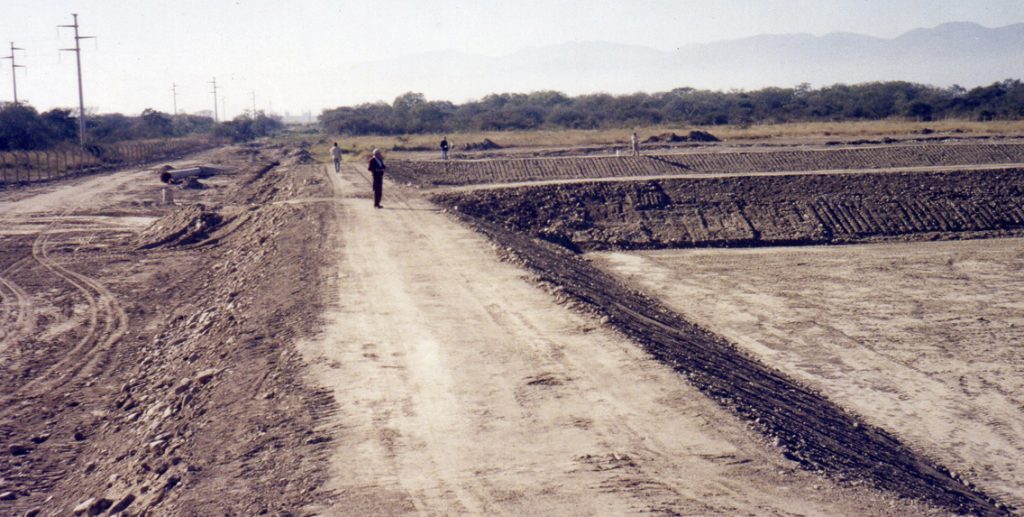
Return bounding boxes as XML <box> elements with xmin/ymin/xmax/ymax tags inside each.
<box><xmin>12</xmin><ymin>227</ymin><xmax>128</xmax><ymax>395</ymax></box>
<box><xmin>0</xmin><ymin>259</ymin><xmax>34</xmax><ymax>352</ymax></box>
<box><xmin>307</xmin><ymin>163</ymin><xmax>946</xmax><ymax>515</ymax></box>
<box><xmin>443</xmin><ymin>213</ymin><xmax>1011</xmax><ymax>516</ymax></box>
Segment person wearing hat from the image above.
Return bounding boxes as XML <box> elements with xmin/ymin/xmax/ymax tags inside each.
<box><xmin>367</xmin><ymin>149</ymin><xmax>386</xmax><ymax>209</ymax></box>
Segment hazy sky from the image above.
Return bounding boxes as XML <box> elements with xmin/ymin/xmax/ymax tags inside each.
<box><xmin>2</xmin><ymin>0</ymin><xmax>1023</xmax><ymax>117</ymax></box>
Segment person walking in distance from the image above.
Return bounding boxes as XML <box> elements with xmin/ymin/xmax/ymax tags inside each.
<box><xmin>330</xmin><ymin>142</ymin><xmax>343</xmax><ymax>173</ymax></box>
<box><xmin>631</xmin><ymin>131</ymin><xmax>640</xmax><ymax>157</ymax></box>
<box><xmin>440</xmin><ymin>136</ymin><xmax>450</xmax><ymax>160</ymax></box>
<box><xmin>368</xmin><ymin>148</ymin><xmax>386</xmax><ymax>209</ymax></box>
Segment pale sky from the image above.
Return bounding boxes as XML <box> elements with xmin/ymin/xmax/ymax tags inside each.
<box><xmin>2</xmin><ymin>0</ymin><xmax>1023</xmax><ymax>117</ymax></box>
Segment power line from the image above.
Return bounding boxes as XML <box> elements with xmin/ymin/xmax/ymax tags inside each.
<box><xmin>2</xmin><ymin>42</ymin><xmax>26</xmax><ymax>105</ymax></box>
<box><xmin>209</xmin><ymin>77</ymin><xmax>218</xmax><ymax>122</ymax></box>
<box><xmin>59</xmin><ymin>13</ymin><xmax>95</xmax><ymax>146</ymax></box>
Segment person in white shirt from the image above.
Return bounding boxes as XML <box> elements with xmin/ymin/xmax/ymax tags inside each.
<box><xmin>330</xmin><ymin>142</ymin><xmax>343</xmax><ymax>172</ymax></box>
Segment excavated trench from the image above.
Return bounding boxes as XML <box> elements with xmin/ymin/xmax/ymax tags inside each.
<box><xmin>435</xmin><ymin>167</ymin><xmax>1024</xmax><ymax>515</ymax></box>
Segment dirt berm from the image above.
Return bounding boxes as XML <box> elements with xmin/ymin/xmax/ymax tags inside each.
<box><xmin>390</xmin><ymin>141</ymin><xmax>1024</xmax><ymax>187</ymax></box>
<box><xmin>437</xmin><ymin>168</ymin><xmax>1024</xmax><ymax>252</ymax></box>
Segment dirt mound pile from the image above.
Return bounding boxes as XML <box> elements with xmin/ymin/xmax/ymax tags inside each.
<box><xmin>645</xmin><ymin>132</ymin><xmax>686</xmax><ymax>143</ymax></box>
<box><xmin>135</xmin><ymin>204</ymin><xmax>224</xmax><ymax>249</ymax></box>
<box><xmin>462</xmin><ymin>138</ymin><xmax>502</xmax><ymax>151</ymax></box>
<box><xmin>645</xmin><ymin>131</ymin><xmax>720</xmax><ymax>143</ymax></box>
<box><xmin>687</xmin><ymin>130</ymin><xmax>719</xmax><ymax>142</ymax></box>
<box><xmin>286</xmin><ymin>148</ymin><xmax>314</xmax><ymax>165</ymax></box>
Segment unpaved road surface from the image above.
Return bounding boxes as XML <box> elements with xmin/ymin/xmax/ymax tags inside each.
<box><xmin>1</xmin><ymin>139</ymin><xmax>1013</xmax><ymax>515</ymax></box>
<box><xmin>592</xmin><ymin>240</ymin><xmax>1024</xmax><ymax>509</ymax></box>
<box><xmin>300</xmin><ymin>163</ymin><xmax>941</xmax><ymax>515</ymax></box>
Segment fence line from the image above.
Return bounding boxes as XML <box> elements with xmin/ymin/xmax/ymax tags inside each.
<box><xmin>0</xmin><ymin>138</ymin><xmax>218</xmax><ymax>188</ymax></box>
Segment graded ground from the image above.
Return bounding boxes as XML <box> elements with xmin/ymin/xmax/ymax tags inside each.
<box><xmin>1</xmin><ymin>126</ymin><xmax>1021</xmax><ymax>515</ymax></box>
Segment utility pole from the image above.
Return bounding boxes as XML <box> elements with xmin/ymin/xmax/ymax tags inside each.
<box><xmin>2</xmin><ymin>42</ymin><xmax>25</xmax><ymax>105</ymax></box>
<box><xmin>59</xmin><ymin>13</ymin><xmax>95</xmax><ymax>146</ymax></box>
<box><xmin>171</xmin><ymin>83</ymin><xmax>178</xmax><ymax>115</ymax></box>
<box><xmin>251</xmin><ymin>90</ymin><xmax>256</xmax><ymax>118</ymax></box>
<box><xmin>209</xmin><ymin>77</ymin><xmax>218</xmax><ymax>122</ymax></box>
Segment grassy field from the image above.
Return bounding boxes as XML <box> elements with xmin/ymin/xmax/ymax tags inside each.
<box><xmin>296</xmin><ymin>119</ymin><xmax>1024</xmax><ymax>161</ymax></box>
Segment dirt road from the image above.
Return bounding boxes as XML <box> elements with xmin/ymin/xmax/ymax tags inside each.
<box><xmin>592</xmin><ymin>241</ymin><xmax>1024</xmax><ymax>509</ymax></box>
<box><xmin>0</xmin><ymin>144</ymin><xmax>990</xmax><ymax>515</ymax></box>
<box><xmin>299</xmin><ymin>164</ymin><xmax>939</xmax><ymax>515</ymax></box>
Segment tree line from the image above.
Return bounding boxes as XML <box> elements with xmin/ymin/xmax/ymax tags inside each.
<box><xmin>320</xmin><ymin>79</ymin><xmax>1024</xmax><ymax>135</ymax></box>
<box><xmin>0</xmin><ymin>103</ymin><xmax>284</xmax><ymax>151</ymax></box>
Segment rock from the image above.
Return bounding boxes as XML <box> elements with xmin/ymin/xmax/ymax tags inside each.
<box><xmin>91</xmin><ymin>500</ymin><xmax>113</xmax><ymax>515</ymax></box>
<box><xmin>72</xmin><ymin>498</ymin><xmax>96</xmax><ymax>515</ymax></box>
<box><xmin>173</xmin><ymin>377</ymin><xmax>192</xmax><ymax>394</ymax></box>
<box><xmin>109</xmin><ymin>493</ymin><xmax>135</xmax><ymax>513</ymax></box>
<box><xmin>30</xmin><ymin>433</ymin><xmax>50</xmax><ymax>444</ymax></box>
<box><xmin>0</xmin><ymin>491</ymin><xmax>15</xmax><ymax>500</ymax></box>
<box><xmin>164</xmin><ymin>474</ymin><xmax>181</xmax><ymax>491</ymax></box>
<box><xmin>73</xmin><ymin>431</ymin><xmax>86</xmax><ymax>441</ymax></box>
<box><xmin>9</xmin><ymin>444</ymin><xmax>32</xmax><ymax>456</ymax></box>
<box><xmin>24</xmin><ymin>508</ymin><xmax>40</xmax><ymax>517</ymax></box>
<box><xmin>195</xmin><ymin>368</ymin><xmax>219</xmax><ymax>384</ymax></box>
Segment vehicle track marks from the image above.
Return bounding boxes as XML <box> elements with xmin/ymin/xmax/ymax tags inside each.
<box><xmin>14</xmin><ymin>227</ymin><xmax>128</xmax><ymax>394</ymax></box>
<box><xmin>0</xmin><ymin>258</ymin><xmax>34</xmax><ymax>352</ymax></box>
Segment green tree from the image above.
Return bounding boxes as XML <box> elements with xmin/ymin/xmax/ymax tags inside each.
<box><xmin>0</xmin><ymin>104</ymin><xmax>51</xmax><ymax>150</ymax></box>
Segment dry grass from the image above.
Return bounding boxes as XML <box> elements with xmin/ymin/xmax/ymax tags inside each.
<box><xmin>296</xmin><ymin>119</ymin><xmax>1024</xmax><ymax>161</ymax></box>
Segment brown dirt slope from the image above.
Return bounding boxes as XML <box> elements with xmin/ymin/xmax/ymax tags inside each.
<box><xmin>437</xmin><ymin>168</ymin><xmax>1024</xmax><ymax>251</ymax></box>
<box><xmin>0</xmin><ymin>148</ymin><xmax>336</xmax><ymax>515</ymax></box>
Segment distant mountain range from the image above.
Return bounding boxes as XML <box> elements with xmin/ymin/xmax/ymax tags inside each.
<box><xmin>337</xmin><ymin>22</ymin><xmax>1024</xmax><ymax>102</ymax></box>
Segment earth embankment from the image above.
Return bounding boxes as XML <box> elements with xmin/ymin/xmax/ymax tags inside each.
<box><xmin>392</xmin><ymin>141</ymin><xmax>1024</xmax><ymax>186</ymax></box>
<box><xmin>438</xmin><ymin>168</ymin><xmax>1024</xmax><ymax>251</ymax></box>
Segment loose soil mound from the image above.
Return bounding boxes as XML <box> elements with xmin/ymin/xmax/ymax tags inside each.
<box><xmin>286</xmin><ymin>148</ymin><xmax>314</xmax><ymax>165</ymax></box>
<box><xmin>644</xmin><ymin>131</ymin><xmax>720</xmax><ymax>143</ymax></box>
<box><xmin>135</xmin><ymin>204</ymin><xmax>224</xmax><ymax>249</ymax></box>
<box><xmin>462</xmin><ymin>138</ymin><xmax>502</xmax><ymax>151</ymax></box>
<box><xmin>437</xmin><ymin>168</ymin><xmax>1024</xmax><ymax>252</ymax></box>
<box><xmin>389</xmin><ymin>142</ymin><xmax>1024</xmax><ymax>187</ymax></box>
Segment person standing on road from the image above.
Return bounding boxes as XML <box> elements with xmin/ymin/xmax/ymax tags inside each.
<box><xmin>631</xmin><ymin>132</ymin><xmax>640</xmax><ymax>157</ymax></box>
<box><xmin>330</xmin><ymin>142</ymin><xmax>343</xmax><ymax>173</ymax></box>
<box><xmin>440</xmin><ymin>136</ymin><xmax>450</xmax><ymax>160</ymax></box>
<box><xmin>368</xmin><ymin>148</ymin><xmax>386</xmax><ymax>209</ymax></box>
